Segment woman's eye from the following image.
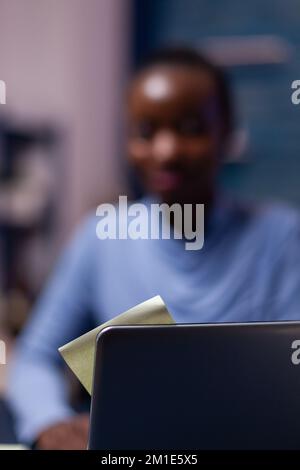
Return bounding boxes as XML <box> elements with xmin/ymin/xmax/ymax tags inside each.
<box><xmin>133</xmin><ymin>122</ymin><xmax>155</xmax><ymax>140</ymax></box>
<box><xmin>178</xmin><ymin>119</ymin><xmax>207</xmax><ymax>136</ymax></box>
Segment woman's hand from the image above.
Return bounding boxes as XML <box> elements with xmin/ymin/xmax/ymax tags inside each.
<box><xmin>36</xmin><ymin>413</ymin><xmax>89</xmax><ymax>450</ymax></box>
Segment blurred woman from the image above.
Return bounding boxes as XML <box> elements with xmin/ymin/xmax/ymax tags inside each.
<box><xmin>7</xmin><ymin>47</ymin><xmax>300</xmax><ymax>449</ymax></box>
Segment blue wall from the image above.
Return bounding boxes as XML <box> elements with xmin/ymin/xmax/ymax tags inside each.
<box><xmin>133</xmin><ymin>0</ymin><xmax>300</xmax><ymax>207</ymax></box>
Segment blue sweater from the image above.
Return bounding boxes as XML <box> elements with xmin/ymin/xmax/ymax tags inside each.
<box><xmin>7</xmin><ymin>196</ymin><xmax>300</xmax><ymax>443</ymax></box>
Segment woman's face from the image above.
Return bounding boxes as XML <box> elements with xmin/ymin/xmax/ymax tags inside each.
<box><xmin>127</xmin><ymin>64</ymin><xmax>227</xmax><ymax>205</ymax></box>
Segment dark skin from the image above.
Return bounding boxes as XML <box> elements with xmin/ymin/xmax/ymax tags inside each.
<box><xmin>36</xmin><ymin>414</ymin><xmax>89</xmax><ymax>450</ymax></box>
<box><xmin>36</xmin><ymin>63</ymin><xmax>229</xmax><ymax>450</ymax></box>
<box><xmin>127</xmin><ymin>64</ymin><xmax>229</xmax><ymax>208</ymax></box>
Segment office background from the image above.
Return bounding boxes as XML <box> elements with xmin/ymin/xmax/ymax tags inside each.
<box><xmin>133</xmin><ymin>0</ymin><xmax>300</xmax><ymax>206</ymax></box>
<box><xmin>0</xmin><ymin>0</ymin><xmax>299</xmax><ymax>442</ymax></box>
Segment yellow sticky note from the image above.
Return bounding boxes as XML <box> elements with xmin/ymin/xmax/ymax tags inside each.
<box><xmin>59</xmin><ymin>295</ymin><xmax>174</xmax><ymax>394</ymax></box>
<box><xmin>0</xmin><ymin>445</ymin><xmax>28</xmax><ymax>450</ymax></box>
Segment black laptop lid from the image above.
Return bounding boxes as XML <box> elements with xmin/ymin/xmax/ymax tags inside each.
<box><xmin>88</xmin><ymin>322</ymin><xmax>300</xmax><ymax>450</ymax></box>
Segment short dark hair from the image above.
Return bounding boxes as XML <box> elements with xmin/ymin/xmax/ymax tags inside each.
<box><xmin>139</xmin><ymin>45</ymin><xmax>234</xmax><ymax>136</ymax></box>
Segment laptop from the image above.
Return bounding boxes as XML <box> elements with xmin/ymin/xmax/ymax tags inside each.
<box><xmin>88</xmin><ymin>322</ymin><xmax>300</xmax><ymax>450</ymax></box>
